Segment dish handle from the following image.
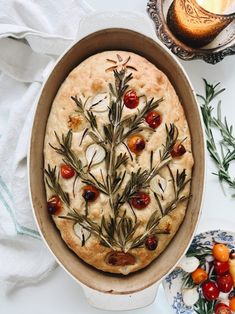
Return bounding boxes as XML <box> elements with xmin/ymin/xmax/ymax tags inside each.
<box><xmin>81</xmin><ymin>282</ymin><xmax>160</xmax><ymax>311</ymax></box>
<box><xmin>75</xmin><ymin>11</ymin><xmax>157</xmax><ymax>40</ymax></box>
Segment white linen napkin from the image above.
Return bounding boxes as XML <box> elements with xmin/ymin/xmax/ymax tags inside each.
<box><xmin>0</xmin><ymin>0</ymin><xmax>93</xmax><ymax>294</ymax></box>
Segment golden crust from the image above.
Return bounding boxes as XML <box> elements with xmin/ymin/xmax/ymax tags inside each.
<box><xmin>44</xmin><ymin>51</ymin><xmax>194</xmax><ymax>275</ymax></box>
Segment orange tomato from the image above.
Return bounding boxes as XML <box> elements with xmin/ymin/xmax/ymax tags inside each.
<box><xmin>229</xmin><ymin>297</ymin><xmax>235</xmax><ymax>312</ymax></box>
<box><xmin>191</xmin><ymin>267</ymin><xmax>208</xmax><ymax>284</ymax></box>
<box><xmin>127</xmin><ymin>134</ymin><xmax>146</xmax><ymax>154</ymax></box>
<box><xmin>213</xmin><ymin>244</ymin><xmax>229</xmax><ymax>262</ymax></box>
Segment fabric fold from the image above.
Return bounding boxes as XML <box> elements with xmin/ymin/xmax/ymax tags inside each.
<box><xmin>0</xmin><ymin>0</ymin><xmax>92</xmax><ymax>294</ymax></box>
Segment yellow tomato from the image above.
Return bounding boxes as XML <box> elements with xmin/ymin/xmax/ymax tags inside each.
<box><xmin>213</xmin><ymin>244</ymin><xmax>229</xmax><ymax>262</ymax></box>
<box><xmin>191</xmin><ymin>267</ymin><xmax>208</xmax><ymax>284</ymax></box>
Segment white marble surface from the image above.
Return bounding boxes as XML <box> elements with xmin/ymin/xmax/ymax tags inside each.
<box><xmin>2</xmin><ymin>0</ymin><xmax>235</xmax><ymax>313</ymax></box>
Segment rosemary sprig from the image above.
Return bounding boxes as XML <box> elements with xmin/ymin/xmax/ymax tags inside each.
<box><xmin>120</xmin><ymin>97</ymin><xmax>163</xmax><ymax>142</ymax></box>
<box><xmin>182</xmin><ymin>271</ymin><xmax>196</xmax><ymax>289</ymax></box>
<box><xmin>105</xmin><ymin>69</ymin><xmax>133</xmax><ymax>216</ymax></box>
<box><xmin>49</xmin><ymin>130</ymin><xmax>83</xmax><ymax>174</ymax></box>
<box><xmin>109</xmin><ymin>69</ymin><xmax>133</xmax><ymax>101</ymax></box>
<box><xmin>194</xmin><ymin>294</ymin><xmax>215</xmax><ymax>314</ymax></box>
<box><xmin>123</xmin><ymin>168</ymin><xmax>190</xmax><ymax>249</ymax></box>
<box><xmin>130</xmin><ymin>210</ymin><xmax>162</xmax><ymax>249</ymax></box>
<box><xmin>114</xmin><ymin>124</ymin><xmax>180</xmax><ymax>213</ymax></box>
<box><xmin>186</xmin><ymin>244</ymin><xmax>212</xmax><ymax>260</ymax></box>
<box><xmin>71</xmin><ymin>95</ymin><xmax>105</xmax><ymax>144</ymax></box>
<box><xmin>160</xmin><ymin>124</ymin><xmax>178</xmax><ymax>161</ymax></box>
<box><xmin>114</xmin><ymin>168</ymin><xmax>149</xmax><ymax>213</ymax></box>
<box><xmin>198</xmin><ymin>80</ymin><xmax>235</xmax><ymax>195</ymax></box>
<box><xmin>154</xmin><ymin>168</ymin><xmax>191</xmax><ymax>216</ymax></box>
<box><xmin>45</xmin><ymin>165</ymin><xmax>70</xmax><ymax>207</ymax></box>
<box><xmin>61</xmin><ymin>209</ymin><xmax>115</xmax><ymax>250</ymax></box>
<box><xmin>114</xmin><ymin>152</ymin><xmax>128</xmax><ymax>170</ymax></box>
<box><xmin>49</xmin><ymin>130</ymin><xmax>108</xmax><ymax>195</ymax></box>
<box><xmin>115</xmin><ymin>211</ymin><xmax>140</xmax><ymax>252</ymax></box>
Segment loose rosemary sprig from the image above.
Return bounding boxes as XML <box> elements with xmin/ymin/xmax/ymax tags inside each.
<box><xmin>194</xmin><ymin>294</ymin><xmax>215</xmax><ymax>314</ymax></box>
<box><xmin>198</xmin><ymin>79</ymin><xmax>235</xmax><ymax>195</ymax></box>
<box><xmin>186</xmin><ymin>244</ymin><xmax>212</xmax><ymax>259</ymax></box>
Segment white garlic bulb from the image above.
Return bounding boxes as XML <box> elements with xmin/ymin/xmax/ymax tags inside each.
<box><xmin>89</xmin><ymin>93</ymin><xmax>109</xmax><ymax>112</ymax></box>
<box><xmin>182</xmin><ymin>287</ymin><xmax>199</xmax><ymax>307</ymax></box>
<box><xmin>74</xmin><ymin>223</ymin><xmax>90</xmax><ymax>245</ymax></box>
<box><xmin>178</xmin><ymin>256</ymin><xmax>200</xmax><ymax>273</ymax></box>
<box><xmin>86</xmin><ymin>143</ymin><xmax>106</xmax><ymax>166</ymax></box>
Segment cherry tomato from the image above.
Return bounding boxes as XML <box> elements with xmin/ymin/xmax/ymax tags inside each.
<box><xmin>230</xmin><ymin>297</ymin><xmax>235</xmax><ymax>312</ymax></box>
<box><xmin>202</xmin><ymin>281</ymin><xmax>219</xmax><ymax>301</ymax></box>
<box><xmin>213</xmin><ymin>244</ymin><xmax>229</xmax><ymax>262</ymax></box>
<box><xmin>60</xmin><ymin>164</ymin><xmax>75</xmax><ymax>179</ymax></box>
<box><xmin>215</xmin><ymin>303</ymin><xmax>231</xmax><ymax>314</ymax></box>
<box><xmin>145</xmin><ymin>235</ymin><xmax>158</xmax><ymax>250</ymax></box>
<box><xmin>47</xmin><ymin>195</ymin><xmax>61</xmax><ymax>215</ymax></box>
<box><xmin>171</xmin><ymin>142</ymin><xmax>186</xmax><ymax>158</ymax></box>
<box><xmin>131</xmin><ymin>192</ymin><xmax>150</xmax><ymax>209</ymax></box>
<box><xmin>214</xmin><ymin>260</ymin><xmax>229</xmax><ymax>275</ymax></box>
<box><xmin>191</xmin><ymin>268</ymin><xmax>208</xmax><ymax>284</ymax></box>
<box><xmin>124</xmin><ymin>90</ymin><xmax>139</xmax><ymax>109</ymax></box>
<box><xmin>127</xmin><ymin>134</ymin><xmax>146</xmax><ymax>154</ymax></box>
<box><xmin>82</xmin><ymin>185</ymin><xmax>99</xmax><ymax>202</ymax></box>
<box><xmin>216</xmin><ymin>273</ymin><xmax>233</xmax><ymax>293</ymax></box>
<box><xmin>145</xmin><ymin>111</ymin><xmax>162</xmax><ymax>129</ymax></box>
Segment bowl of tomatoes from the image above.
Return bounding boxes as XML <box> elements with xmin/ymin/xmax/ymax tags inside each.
<box><xmin>163</xmin><ymin>230</ymin><xmax>235</xmax><ymax>314</ymax></box>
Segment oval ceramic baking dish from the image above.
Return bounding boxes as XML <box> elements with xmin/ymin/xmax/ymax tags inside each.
<box><xmin>29</xmin><ymin>28</ymin><xmax>205</xmax><ymax>295</ymax></box>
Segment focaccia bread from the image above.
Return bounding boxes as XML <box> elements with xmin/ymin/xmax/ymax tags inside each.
<box><xmin>44</xmin><ymin>51</ymin><xmax>194</xmax><ymax>275</ymax></box>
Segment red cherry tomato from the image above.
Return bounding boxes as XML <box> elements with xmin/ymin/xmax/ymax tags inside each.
<box><xmin>145</xmin><ymin>111</ymin><xmax>162</xmax><ymax>129</ymax></box>
<box><xmin>124</xmin><ymin>90</ymin><xmax>139</xmax><ymax>109</ymax></box>
<box><xmin>216</xmin><ymin>273</ymin><xmax>233</xmax><ymax>293</ymax></box>
<box><xmin>82</xmin><ymin>185</ymin><xmax>99</xmax><ymax>202</ymax></box>
<box><xmin>131</xmin><ymin>192</ymin><xmax>150</xmax><ymax>209</ymax></box>
<box><xmin>47</xmin><ymin>195</ymin><xmax>61</xmax><ymax>215</ymax></box>
<box><xmin>214</xmin><ymin>260</ymin><xmax>229</xmax><ymax>275</ymax></box>
<box><xmin>215</xmin><ymin>303</ymin><xmax>231</xmax><ymax>314</ymax></box>
<box><xmin>171</xmin><ymin>142</ymin><xmax>186</xmax><ymax>158</ymax></box>
<box><xmin>60</xmin><ymin>164</ymin><xmax>75</xmax><ymax>179</ymax></box>
<box><xmin>202</xmin><ymin>281</ymin><xmax>219</xmax><ymax>301</ymax></box>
